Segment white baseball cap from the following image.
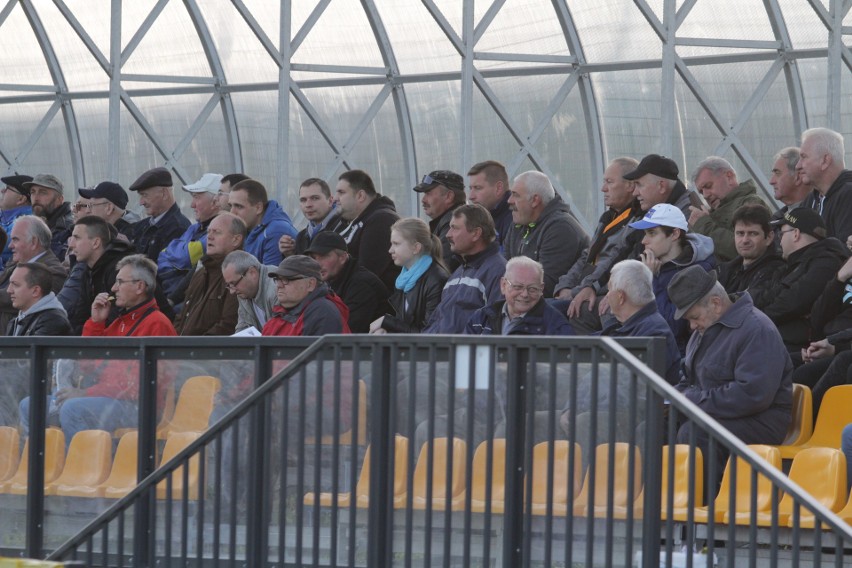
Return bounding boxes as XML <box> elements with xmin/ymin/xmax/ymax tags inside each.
<box><xmin>628</xmin><ymin>203</ymin><xmax>688</xmax><ymax>231</ymax></box>
<box><xmin>183</xmin><ymin>173</ymin><xmax>223</xmax><ymax>194</ymax></box>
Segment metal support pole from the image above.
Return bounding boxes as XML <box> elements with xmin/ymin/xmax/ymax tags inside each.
<box><xmin>134</xmin><ymin>343</ymin><xmax>159</xmax><ymax>567</ymax></box>
<box><xmin>367</xmin><ymin>343</ymin><xmax>392</xmax><ymax>568</ymax></box>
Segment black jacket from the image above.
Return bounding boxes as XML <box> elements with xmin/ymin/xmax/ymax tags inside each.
<box><xmin>804</xmin><ymin>170</ymin><xmax>852</xmax><ymax>243</ymax></box>
<box><xmin>130</xmin><ymin>202</ymin><xmax>191</xmax><ymax>263</ymax></box>
<box><xmin>430</xmin><ymin>205</ymin><xmax>461</xmax><ymax>272</ymax></box>
<box><xmin>293</xmin><ymin>213</ymin><xmax>347</xmax><ymax>256</ymax></box>
<box><xmin>381</xmin><ymin>262</ymin><xmax>449</xmax><ymax>333</ymax></box>
<box><xmin>338</xmin><ymin>195</ymin><xmax>400</xmax><ymax>292</ymax></box>
<box><xmin>6</xmin><ymin>295</ymin><xmax>71</xmax><ymax>337</ymax></box>
<box><xmin>329</xmin><ymin>257</ymin><xmax>390</xmax><ymax>333</ymax></box>
<box><xmin>45</xmin><ymin>202</ymin><xmax>74</xmax><ymax>262</ymax></box>
<box><xmin>810</xmin><ymin>276</ymin><xmax>852</xmax><ymax>340</ymax></box>
<box><xmin>718</xmin><ymin>247</ymin><xmax>785</xmax><ymax>309</ymax></box>
<box><xmin>0</xmin><ymin>250</ymin><xmax>67</xmax><ymax>333</ymax></box>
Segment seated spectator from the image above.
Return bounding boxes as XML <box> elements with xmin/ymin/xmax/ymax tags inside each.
<box><xmin>174</xmin><ymin>213</ymin><xmax>246</xmax><ymax>336</ymax></box>
<box><xmin>668</xmin><ymin>266</ymin><xmax>792</xmax><ymax>491</ymax></box>
<box><xmin>7</xmin><ymin>263</ymin><xmax>71</xmax><ymax>336</ymax></box>
<box><xmin>798</xmin><ymin>127</ymin><xmax>852</xmax><ymax>243</ymax></box>
<box><xmin>371</xmin><ymin>218</ymin><xmax>449</xmax><ymax>334</ymax></box>
<box><xmin>0</xmin><ymin>215</ymin><xmax>67</xmax><ymax>332</ymax></box>
<box><xmin>769</xmin><ymin>146</ymin><xmax>810</xmax><ymax>223</ymax></box>
<box><xmin>222</xmin><ymin>250</ymin><xmax>278</xmax><ymax>333</ymax></box>
<box><xmin>762</xmin><ymin>207</ymin><xmax>849</xmax><ymax>351</ymax></box>
<box><xmin>467</xmin><ymin>160</ymin><xmax>512</xmax><ymax>247</ymax></box>
<box><xmin>23</xmin><ymin>174</ymin><xmax>73</xmax><ymax>262</ymax></box>
<box><xmin>413</xmin><ymin>170</ymin><xmax>466</xmax><ymax>272</ymax></box>
<box><xmin>279</xmin><ymin>178</ymin><xmax>345</xmax><ymax>257</ymax></box>
<box><xmin>19</xmin><ymin>255</ymin><xmax>176</xmax><ymax>444</ymax></box>
<box><xmin>305</xmin><ymin>231</ymin><xmax>388</xmax><ymax>333</ymax></box>
<box><xmin>628</xmin><ymin>204</ymin><xmax>716</xmax><ymax>353</ymax></box>
<box><xmin>687</xmin><ymin>156</ymin><xmax>764</xmax><ymax>262</ymax></box>
<box><xmin>216</xmin><ymin>173</ymin><xmax>249</xmax><ymax>212</ymax></box>
<box><xmin>228</xmin><ymin>179</ymin><xmax>296</xmax><ymax>266</ymax></box>
<box><xmin>625</xmin><ymin>154</ymin><xmax>698</xmax><ymax>218</ymax></box>
<box><xmin>423</xmin><ymin>204</ymin><xmax>505</xmax><ymax>334</ymax></box>
<box><xmin>262</xmin><ymin>255</ymin><xmax>351</xmax><ymax>336</ymax></box>
<box><xmin>466</xmin><ymin>256</ymin><xmax>571</xmax><ymax>335</ymax></box>
<box><xmin>504</xmin><ymin>171</ymin><xmax>589</xmax><ymax>296</ymax></box>
<box><xmin>128</xmin><ymin>167</ymin><xmax>191</xmax><ymax>263</ymax></box>
<box><xmin>77</xmin><ymin>181</ymin><xmax>134</xmax><ymax>240</ymax></box>
<box><xmin>157</xmin><ymin>173</ymin><xmax>222</xmax><ymax>302</ymax></box>
<box><xmin>0</xmin><ymin>174</ymin><xmax>32</xmax><ymax>269</ymax></box>
<box><xmin>717</xmin><ymin>203</ymin><xmax>784</xmax><ymax>305</ymax></box>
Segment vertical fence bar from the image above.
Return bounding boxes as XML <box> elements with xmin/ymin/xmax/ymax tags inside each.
<box><xmin>134</xmin><ymin>343</ymin><xmax>159</xmax><ymax>567</ymax></box>
<box><xmin>25</xmin><ymin>343</ymin><xmax>48</xmax><ymax>559</ymax></box>
<box><xmin>246</xmin><ymin>345</ymin><xmax>271</xmax><ymax>567</ymax></box>
<box><xmin>367</xmin><ymin>343</ymin><xmax>392</xmax><ymax>568</ymax></box>
<box><xmin>501</xmin><ymin>345</ymin><xmax>528</xmax><ymax>568</ymax></box>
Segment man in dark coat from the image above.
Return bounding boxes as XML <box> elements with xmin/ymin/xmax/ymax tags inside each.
<box><xmin>797</xmin><ymin>127</ymin><xmax>852</xmax><ymax>243</ymax></box>
<box><xmin>413</xmin><ymin>170</ymin><xmax>465</xmax><ymax>272</ymax></box>
<box><xmin>279</xmin><ymin>178</ymin><xmax>345</xmax><ymax>258</ymax></box>
<box><xmin>128</xmin><ymin>167</ymin><xmax>191</xmax><ymax>263</ymax></box>
<box><xmin>23</xmin><ymin>173</ymin><xmax>74</xmax><ymax>262</ymax></box>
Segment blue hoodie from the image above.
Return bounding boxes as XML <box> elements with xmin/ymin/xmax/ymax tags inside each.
<box><xmin>243</xmin><ymin>200</ymin><xmax>297</xmax><ymax>265</ymax></box>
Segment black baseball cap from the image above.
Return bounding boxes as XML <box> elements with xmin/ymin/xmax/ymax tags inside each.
<box><xmin>414</xmin><ymin>170</ymin><xmax>465</xmax><ymax>193</ymax></box>
<box><xmin>770</xmin><ymin>206</ymin><xmax>827</xmax><ymax>240</ymax></box>
<box><xmin>623</xmin><ymin>154</ymin><xmax>680</xmax><ymax>181</ymax></box>
<box><xmin>78</xmin><ymin>181</ymin><xmax>129</xmax><ymax>209</ymax></box>
<box><xmin>304</xmin><ymin>231</ymin><xmax>348</xmax><ymax>255</ymax></box>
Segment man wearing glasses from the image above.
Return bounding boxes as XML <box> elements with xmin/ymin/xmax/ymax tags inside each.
<box><xmin>221</xmin><ymin>250</ymin><xmax>278</xmax><ymax>333</ymax></box>
<box><xmin>466</xmin><ymin>256</ymin><xmax>571</xmax><ymax>335</ymax></box>
<box><xmin>76</xmin><ymin>181</ymin><xmax>134</xmax><ymax>239</ymax></box>
<box><xmin>0</xmin><ymin>175</ymin><xmax>33</xmax><ymax>270</ymax></box>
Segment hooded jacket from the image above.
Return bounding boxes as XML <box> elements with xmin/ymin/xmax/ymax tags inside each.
<box><xmin>244</xmin><ymin>200</ymin><xmax>297</xmax><ymax>266</ymax></box>
<box><xmin>6</xmin><ymin>292</ymin><xmax>71</xmax><ymax>336</ymax></box>
<box><xmin>804</xmin><ymin>170</ymin><xmax>852</xmax><ymax>243</ymax></box>
<box><xmin>691</xmin><ymin>179</ymin><xmax>765</xmax><ymax>262</ymax></box>
<box><xmin>235</xmin><ymin>264</ymin><xmax>279</xmax><ymax>332</ymax></box>
<box><xmin>0</xmin><ymin>250</ymin><xmax>67</xmax><ymax>334</ymax></box>
<box><xmin>338</xmin><ymin>195</ymin><xmax>401</xmax><ymax>291</ymax></box>
<box><xmin>262</xmin><ymin>283</ymin><xmax>351</xmax><ymax>336</ymax></box>
<box><xmin>503</xmin><ymin>194</ymin><xmax>590</xmax><ymax>297</ymax></box>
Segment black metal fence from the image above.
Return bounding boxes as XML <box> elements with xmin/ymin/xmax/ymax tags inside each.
<box><xmin>0</xmin><ymin>335</ymin><xmax>849</xmax><ymax>567</ymax></box>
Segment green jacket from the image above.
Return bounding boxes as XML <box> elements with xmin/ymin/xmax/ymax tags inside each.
<box><xmin>691</xmin><ymin>179</ymin><xmax>765</xmax><ymax>262</ymax></box>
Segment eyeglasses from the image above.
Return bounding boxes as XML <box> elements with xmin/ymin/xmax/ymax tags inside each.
<box><xmin>1</xmin><ymin>186</ymin><xmax>23</xmax><ymax>196</ymax></box>
<box><xmin>87</xmin><ymin>201</ymin><xmax>111</xmax><ymax>209</ymax></box>
<box><xmin>503</xmin><ymin>278</ymin><xmax>544</xmax><ymax>296</ymax></box>
<box><xmin>271</xmin><ymin>275</ymin><xmax>307</xmax><ymax>286</ymax></box>
<box><xmin>778</xmin><ymin>228</ymin><xmax>796</xmax><ymax>236</ymax></box>
<box><xmin>115</xmin><ymin>278</ymin><xmax>142</xmax><ymax>286</ymax></box>
<box><xmin>226</xmin><ymin>272</ymin><xmax>246</xmax><ymax>290</ymax></box>
<box><xmin>72</xmin><ymin>202</ymin><xmax>88</xmax><ymax>212</ymax></box>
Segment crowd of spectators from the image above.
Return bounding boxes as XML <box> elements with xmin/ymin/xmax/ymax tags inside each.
<box><xmin>4</xmin><ymin>126</ymin><xmax>852</xmax><ymax>469</ymax></box>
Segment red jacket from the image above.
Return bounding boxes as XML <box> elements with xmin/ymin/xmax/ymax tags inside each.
<box><xmin>262</xmin><ymin>285</ymin><xmax>351</xmax><ymax>337</ymax></box>
<box><xmin>82</xmin><ymin>298</ymin><xmax>176</xmax><ymax>401</ymax></box>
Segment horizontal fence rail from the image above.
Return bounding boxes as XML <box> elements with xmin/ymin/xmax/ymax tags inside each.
<box><xmin>0</xmin><ymin>336</ymin><xmax>845</xmax><ymax>567</ymax></box>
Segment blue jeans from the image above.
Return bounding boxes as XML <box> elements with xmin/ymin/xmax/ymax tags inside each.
<box><xmin>842</xmin><ymin>424</ymin><xmax>852</xmax><ymax>493</ymax></box>
<box><xmin>20</xmin><ymin>395</ymin><xmax>137</xmax><ymax>447</ymax></box>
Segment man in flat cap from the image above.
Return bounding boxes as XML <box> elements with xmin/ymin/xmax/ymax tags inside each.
<box><xmin>262</xmin><ymin>255</ymin><xmax>350</xmax><ymax>337</ymax></box>
<box><xmin>23</xmin><ymin>173</ymin><xmax>74</xmax><ymax>262</ymax></box>
<box><xmin>77</xmin><ymin>181</ymin><xmax>134</xmax><ymax>240</ymax></box>
<box><xmin>305</xmin><ymin>231</ymin><xmax>388</xmax><ymax>333</ymax></box>
<box><xmin>128</xmin><ymin>167</ymin><xmax>191</xmax><ymax>264</ymax></box>
<box><xmin>0</xmin><ymin>175</ymin><xmax>33</xmax><ymax>269</ymax></box>
<box><xmin>414</xmin><ymin>170</ymin><xmax>466</xmax><ymax>271</ymax></box>
<box><xmin>156</xmin><ymin>173</ymin><xmax>222</xmax><ymax>302</ymax></box>
<box><xmin>668</xmin><ymin>265</ymin><xmax>792</xmax><ymax>491</ymax></box>
<box><xmin>624</xmin><ymin>154</ymin><xmax>699</xmax><ymax>219</ymax></box>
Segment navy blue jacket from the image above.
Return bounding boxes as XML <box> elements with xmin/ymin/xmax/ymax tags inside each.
<box><xmin>465</xmin><ymin>297</ymin><xmax>573</xmax><ymax>336</ymax></box>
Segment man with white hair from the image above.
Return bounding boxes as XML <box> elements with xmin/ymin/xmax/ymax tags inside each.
<box><xmin>797</xmin><ymin>127</ymin><xmax>852</xmax><ymax>243</ymax></box>
<box><xmin>504</xmin><ymin>171</ymin><xmax>589</xmax><ymax>296</ymax></box>
<box><xmin>687</xmin><ymin>156</ymin><xmax>764</xmax><ymax>262</ymax></box>
<box><xmin>769</xmin><ymin>146</ymin><xmax>810</xmax><ymax>223</ymax></box>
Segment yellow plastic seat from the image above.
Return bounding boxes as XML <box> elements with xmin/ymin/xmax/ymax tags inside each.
<box><xmin>157</xmin><ymin>376</ymin><xmax>221</xmax><ymax>440</ymax></box>
<box><xmin>156</xmin><ymin>432</ymin><xmax>201</xmax><ymax>500</ymax></box>
<box><xmin>780</xmin><ymin>384</ymin><xmax>813</xmax><ymax>448</ymax></box>
<box><xmin>305</xmin><ymin>446</ymin><xmax>371</xmax><ymax>509</ymax></box>
<box><xmin>306</xmin><ymin>380</ymin><xmax>368</xmax><ymax>446</ymax></box>
<box><xmin>467</xmin><ymin>439</ymin><xmax>506</xmax><ymax>514</ymax></box>
<box><xmin>2</xmin><ymin>429</ymin><xmax>66</xmax><ymax>495</ymax></box>
<box><xmin>693</xmin><ymin>444</ymin><xmax>780</xmax><ymax>524</ymax></box>
<box><xmin>746</xmin><ymin>447</ymin><xmax>845</xmax><ymax>528</ymax></box>
<box><xmin>660</xmin><ymin>445</ymin><xmax>704</xmax><ymax>521</ymax></box>
<box><xmin>829</xmin><ymin>487</ymin><xmax>852</xmax><ymax>528</ymax></box>
<box><xmin>47</xmin><ymin>430</ymin><xmax>113</xmax><ymax>496</ymax></box>
<box><xmin>573</xmin><ymin>443</ymin><xmax>642</xmax><ymax>518</ymax></box>
<box><xmin>530</xmin><ymin>441</ymin><xmax>582</xmax><ymax>517</ymax></box>
<box><xmin>0</xmin><ymin>426</ymin><xmax>21</xmax><ymax>482</ymax></box>
<box><xmin>410</xmin><ymin>437</ymin><xmax>466</xmax><ymax>511</ymax></box>
<box><xmin>98</xmin><ymin>431</ymin><xmax>139</xmax><ymax>499</ymax></box>
<box><xmin>778</xmin><ymin>385</ymin><xmax>852</xmax><ymax>459</ymax></box>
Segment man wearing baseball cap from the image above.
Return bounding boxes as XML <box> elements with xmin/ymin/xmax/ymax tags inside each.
<box><xmin>759</xmin><ymin>207</ymin><xmax>849</xmax><ymax>350</ymax></box>
<box><xmin>127</xmin><ymin>166</ymin><xmax>191</xmax><ymax>264</ymax></box>
<box><xmin>624</xmin><ymin>154</ymin><xmax>699</xmax><ymax>219</ymax></box>
<box><xmin>414</xmin><ymin>170</ymin><xmax>466</xmax><ymax>271</ymax></box>
<box><xmin>156</xmin><ymin>173</ymin><xmax>222</xmax><ymax>302</ymax></box>
<box><xmin>77</xmin><ymin>181</ymin><xmax>133</xmax><ymax>239</ymax></box>
<box><xmin>304</xmin><ymin>231</ymin><xmax>388</xmax><ymax>333</ymax></box>
<box><xmin>262</xmin><ymin>255</ymin><xmax>351</xmax><ymax>336</ymax></box>
<box><xmin>0</xmin><ymin>175</ymin><xmax>33</xmax><ymax>269</ymax></box>
<box><xmin>23</xmin><ymin>173</ymin><xmax>74</xmax><ymax>262</ymax></box>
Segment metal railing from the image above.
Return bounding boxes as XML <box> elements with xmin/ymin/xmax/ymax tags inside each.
<box><xmin>0</xmin><ymin>335</ymin><xmax>848</xmax><ymax>567</ymax></box>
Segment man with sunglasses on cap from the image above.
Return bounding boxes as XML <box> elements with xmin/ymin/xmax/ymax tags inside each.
<box><xmin>414</xmin><ymin>170</ymin><xmax>466</xmax><ymax>272</ymax></box>
<box><xmin>0</xmin><ymin>175</ymin><xmax>33</xmax><ymax>270</ymax></box>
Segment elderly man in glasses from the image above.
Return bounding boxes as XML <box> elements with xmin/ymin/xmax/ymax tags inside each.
<box><xmin>76</xmin><ymin>181</ymin><xmax>134</xmax><ymax>240</ymax></box>
<box><xmin>466</xmin><ymin>256</ymin><xmax>571</xmax><ymax>335</ymax></box>
<box><xmin>0</xmin><ymin>175</ymin><xmax>32</xmax><ymax>270</ymax></box>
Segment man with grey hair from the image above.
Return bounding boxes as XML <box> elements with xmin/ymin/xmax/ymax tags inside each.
<box><xmin>504</xmin><ymin>171</ymin><xmax>589</xmax><ymax>296</ymax></box>
<box><xmin>221</xmin><ymin>250</ymin><xmax>278</xmax><ymax>333</ymax></box>
<box><xmin>625</xmin><ymin>154</ymin><xmax>697</xmax><ymax>218</ymax></box>
<box><xmin>797</xmin><ymin>127</ymin><xmax>852</xmax><ymax>243</ymax></box>
<box><xmin>0</xmin><ymin>215</ymin><xmax>67</xmax><ymax>332</ymax></box>
<box><xmin>668</xmin><ymin>265</ymin><xmax>792</xmax><ymax>489</ymax></box>
<box><xmin>687</xmin><ymin>156</ymin><xmax>764</xmax><ymax>262</ymax></box>
<box><xmin>769</xmin><ymin>146</ymin><xmax>809</xmax><ymax>223</ymax></box>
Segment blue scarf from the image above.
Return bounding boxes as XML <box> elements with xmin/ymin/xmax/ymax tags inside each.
<box><xmin>395</xmin><ymin>255</ymin><xmax>433</xmax><ymax>292</ymax></box>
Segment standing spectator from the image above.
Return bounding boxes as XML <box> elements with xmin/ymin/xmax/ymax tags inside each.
<box><xmin>687</xmin><ymin>156</ymin><xmax>765</xmax><ymax>262</ymax></box>
<box><xmin>228</xmin><ymin>179</ymin><xmax>296</xmax><ymax>266</ymax></box>
<box><xmin>77</xmin><ymin>181</ymin><xmax>134</xmax><ymax>240</ymax></box>
<box><xmin>221</xmin><ymin>250</ymin><xmax>278</xmax><ymax>333</ymax></box>
<box><xmin>413</xmin><ymin>170</ymin><xmax>466</xmax><ymax>272</ymax></box>
<box><xmin>423</xmin><ymin>204</ymin><xmax>506</xmax><ymax>334</ymax></box>
<box><xmin>504</xmin><ymin>171</ymin><xmax>589</xmax><ymax>297</ymax></box>
<box><xmin>467</xmin><ymin>160</ymin><xmax>513</xmax><ymax>247</ymax></box>
<box><xmin>797</xmin><ymin>127</ymin><xmax>852</xmax><ymax>243</ymax></box>
<box><xmin>279</xmin><ymin>178</ymin><xmax>345</xmax><ymax>257</ymax></box>
<box><xmin>304</xmin><ymin>231</ymin><xmax>388</xmax><ymax>333</ymax></box>
<box><xmin>370</xmin><ymin>218</ymin><xmax>449</xmax><ymax>334</ymax></box>
<box><xmin>335</xmin><ymin>169</ymin><xmax>401</xmax><ymax>291</ymax></box>
<box><xmin>23</xmin><ymin>173</ymin><xmax>73</xmax><ymax>262</ymax></box>
<box><xmin>128</xmin><ymin>167</ymin><xmax>191</xmax><ymax>263</ymax></box>
<box><xmin>216</xmin><ymin>173</ymin><xmax>250</xmax><ymax>212</ymax></box>
<box><xmin>174</xmin><ymin>213</ymin><xmax>246</xmax><ymax>336</ymax></box>
<box><xmin>0</xmin><ymin>175</ymin><xmax>32</xmax><ymax>269</ymax></box>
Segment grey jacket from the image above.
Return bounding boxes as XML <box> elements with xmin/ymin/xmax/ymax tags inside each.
<box><xmin>235</xmin><ymin>264</ymin><xmax>279</xmax><ymax>332</ymax></box>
